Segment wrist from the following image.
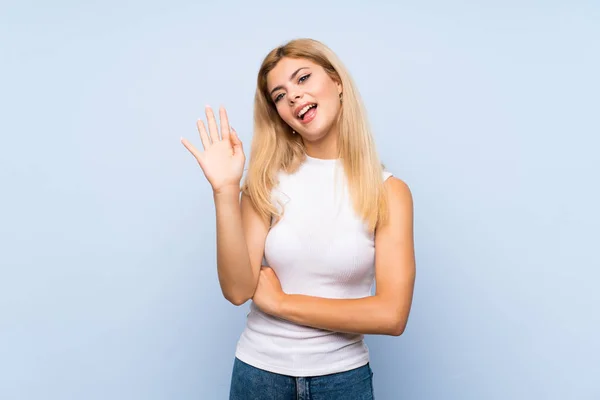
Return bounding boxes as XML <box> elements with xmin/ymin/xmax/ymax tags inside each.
<box><xmin>276</xmin><ymin>293</ymin><xmax>290</xmax><ymax>318</ymax></box>
<box><xmin>213</xmin><ymin>185</ymin><xmax>241</xmax><ymax>200</ymax></box>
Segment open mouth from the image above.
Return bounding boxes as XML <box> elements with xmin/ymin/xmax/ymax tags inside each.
<box><xmin>297</xmin><ymin>104</ymin><xmax>317</xmax><ymax>121</ymax></box>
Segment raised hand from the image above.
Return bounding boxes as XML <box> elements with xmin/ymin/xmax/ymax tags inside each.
<box><xmin>181</xmin><ymin>106</ymin><xmax>245</xmax><ymax>194</ymax></box>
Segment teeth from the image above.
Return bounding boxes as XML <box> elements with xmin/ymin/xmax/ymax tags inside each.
<box><xmin>297</xmin><ymin>104</ymin><xmax>316</xmax><ymax>118</ymax></box>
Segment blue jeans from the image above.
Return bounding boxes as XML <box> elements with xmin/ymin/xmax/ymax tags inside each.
<box><xmin>229</xmin><ymin>358</ymin><xmax>375</xmax><ymax>399</ymax></box>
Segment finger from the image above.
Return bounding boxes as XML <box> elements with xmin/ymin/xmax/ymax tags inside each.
<box><xmin>219</xmin><ymin>106</ymin><xmax>231</xmax><ymax>141</ymax></box>
<box><xmin>196</xmin><ymin>119</ymin><xmax>210</xmax><ymax>149</ymax></box>
<box><xmin>205</xmin><ymin>105</ymin><xmax>220</xmax><ymax>143</ymax></box>
<box><xmin>180</xmin><ymin>137</ymin><xmax>202</xmax><ymax>160</ymax></box>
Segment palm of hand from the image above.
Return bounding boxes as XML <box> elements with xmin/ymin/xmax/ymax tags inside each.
<box><xmin>197</xmin><ymin>136</ymin><xmax>245</xmax><ymax>192</ymax></box>
<box><xmin>181</xmin><ymin>106</ymin><xmax>245</xmax><ymax>193</ymax></box>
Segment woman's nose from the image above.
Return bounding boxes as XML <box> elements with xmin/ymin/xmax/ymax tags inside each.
<box><xmin>288</xmin><ymin>92</ymin><xmax>302</xmax><ymax>104</ymax></box>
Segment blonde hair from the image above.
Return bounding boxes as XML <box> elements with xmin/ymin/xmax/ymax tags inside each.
<box><xmin>241</xmin><ymin>38</ymin><xmax>389</xmax><ymax>232</ymax></box>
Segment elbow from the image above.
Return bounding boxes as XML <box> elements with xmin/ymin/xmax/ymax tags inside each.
<box><xmin>221</xmin><ymin>271</ymin><xmax>259</xmax><ymax>306</ymax></box>
<box><xmin>220</xmin><ymin>277</ymin><xmax>257</xmax><ymax>306</ymax></box>
<box><xmin>225</xmin><ymin>293</ymin><xmax>251</xmax><ymax>306</ymax></box>
<box><xmin>380</xmin><ymin>298</ymin><xmax>410</xmax><ymax>336</ymax></box>
<box><xmin>226</xmin><ymin>282</ymin><xmax>258</xmax><ymax>306</ymax></box>
<box><xmin>229</xmin><ymin>297</ymin><xmax>249</xmax><ymax>306</ymax></box>
<box><xmin>223</xmin><ymin>288</ymin><xmax>253</xmax><ymax>307</ymax></box>
<box><xmin>386</xmin><ymin>313</ymin><xmax>408</xmax><ymax>336</ymax></box>
<box><xmin>389</xmin><ymin>323</ymin><xmax>406</xmax><ymax>336</ymax></box>
<box><xmin>374</xmin><ymin>293</ymin><xmax>411</xmax><ymax>336</ymax></box>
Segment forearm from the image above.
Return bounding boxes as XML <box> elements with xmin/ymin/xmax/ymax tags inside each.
<box><xmin>213</xmin><ymin>188</ymin><xmax>256</xmax><ymax>305</ymax></box>
<box><xmin>278</xmin><ymin>294</ymin><xmax>407</xmax><ymax>336</ymax></box>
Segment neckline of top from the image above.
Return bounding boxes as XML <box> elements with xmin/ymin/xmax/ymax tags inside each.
<box><xmin>304</xmin><ymin>154</ymin><xmax>341</xmax><ymax>165</ymax></box>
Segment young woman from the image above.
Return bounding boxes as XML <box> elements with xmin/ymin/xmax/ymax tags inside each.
<box><xmin>181</xmin><ymin>38</ymin><xmax>416</xmax><ymax>400</ymax></box>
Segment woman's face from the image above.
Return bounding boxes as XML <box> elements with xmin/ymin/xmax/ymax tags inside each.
<box><xmin>266</xmin><ymin>57</ymin><xmax>342</xmax><ymax>142</ymax></box>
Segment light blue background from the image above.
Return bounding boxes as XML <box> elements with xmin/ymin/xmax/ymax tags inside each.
<box><xmin>2</xmin><ymin>1</ymin><xmax>599</xmax><ymax>399</ymax></box>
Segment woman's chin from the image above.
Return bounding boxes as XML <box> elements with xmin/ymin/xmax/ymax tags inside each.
<box><xmin>297</xmin><ymin>122</ymin><xmax>336</xmax><ymax>143</ymax></box>
<box><xmin>299</xmin><ymin>130</ymin><xmax>329</xmax><ymax>143</ymax></box>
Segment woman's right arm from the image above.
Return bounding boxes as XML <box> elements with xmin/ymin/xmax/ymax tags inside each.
<box><xmin>213</xmin><ymin>189</ymin><xmax>269</xmax><ymax>305</ymax></box>
<box><xmin>181</xmin><ymin>105</ymin><xmax>268</xmax><ymax>306</ymax></box>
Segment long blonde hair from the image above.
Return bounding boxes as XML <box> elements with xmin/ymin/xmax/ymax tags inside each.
<box><xmin>241</xmin><ymin>38</ymin><xmax>389</xmax><ymax>232</ymax></box>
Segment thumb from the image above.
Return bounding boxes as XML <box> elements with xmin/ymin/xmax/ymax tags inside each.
<box><xmin>230</xmin><ymin>127</ymin><xmax>243</xmax><ymax>150</ymax></box>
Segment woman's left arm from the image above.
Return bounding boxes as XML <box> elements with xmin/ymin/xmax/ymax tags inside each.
<box><xmin>254</xmin><ymin>177</ymin><xmax>416</xmax><ymax>336</ymax></box>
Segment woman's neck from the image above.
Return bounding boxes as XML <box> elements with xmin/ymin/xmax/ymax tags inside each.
<box><xmin>303</xmin><ymin>126</ymin><xmax>340</xmax><ymax>160</ymax></box>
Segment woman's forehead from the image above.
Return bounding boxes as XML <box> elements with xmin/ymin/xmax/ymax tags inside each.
<box><xmin>267</xmin><ymin>58</ymin><xmax>320</xmax><ymax>86</ymax></box>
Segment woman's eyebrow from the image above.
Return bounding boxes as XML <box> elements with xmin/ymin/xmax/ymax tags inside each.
<box><xmin>269</xmin><ymin>67</ymin><xmax>310</xmax><ymax>96</ymax></box>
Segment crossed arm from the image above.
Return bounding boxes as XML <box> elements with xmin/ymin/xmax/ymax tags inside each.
<box><xmin>251</xmin><ymin>177</ymin><xmax>416</xmax><ymax>336</ymax></box>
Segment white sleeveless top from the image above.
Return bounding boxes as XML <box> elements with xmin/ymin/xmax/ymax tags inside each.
<box><xmin>235</xmin><ymin>155</ymin><xmax>393</xmax><ymax>377</ymax></box>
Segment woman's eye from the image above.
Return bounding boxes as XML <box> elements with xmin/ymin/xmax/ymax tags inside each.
<box><xmin>299</xmin><ymin>74</ymin><xmax>311</xmax><ymax>83</ymax></box>
<box><xmin>274</xmin><ymin>93</ymin><xmax>284</xmax><ymax>103</ymax></box>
